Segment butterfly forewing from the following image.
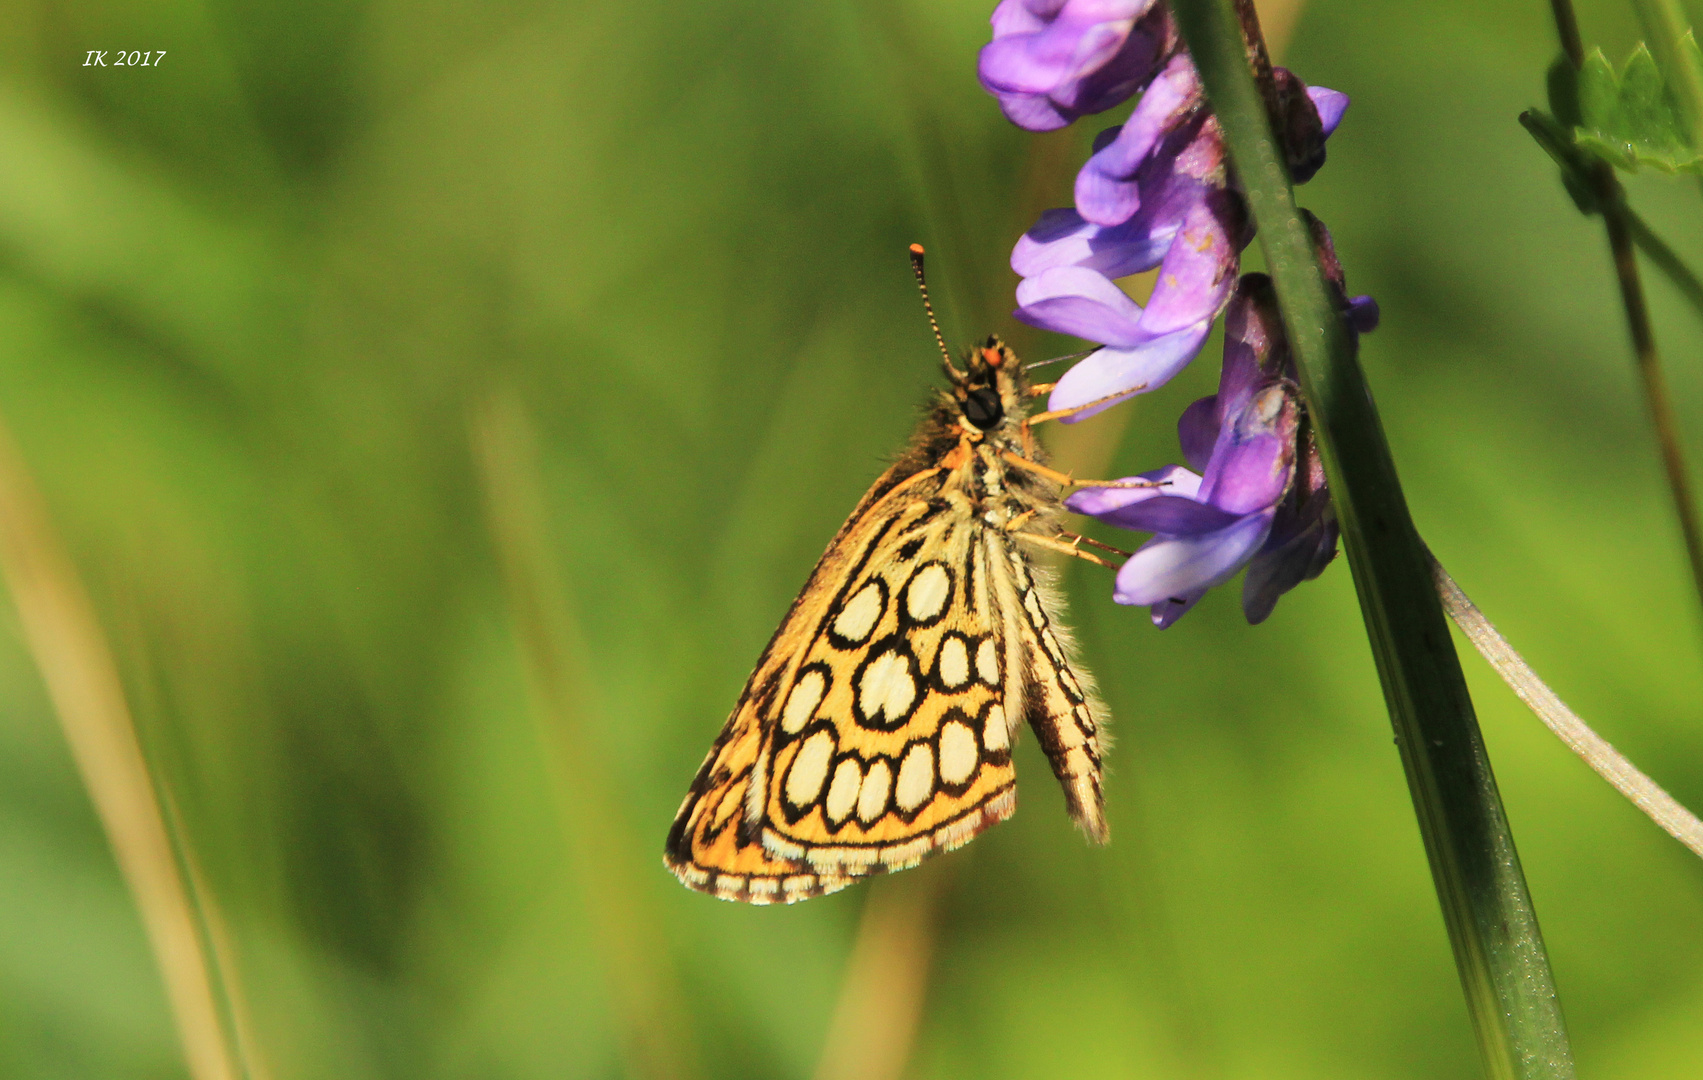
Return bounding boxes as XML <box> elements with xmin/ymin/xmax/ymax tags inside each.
<box><xmin>758</xmin><ymin>490</ymin><xmax>1020</xmax><ymax>877</ymax></box>
<box><xmin>666</xmin><ymin>336</ymin><xmax>1110</xmax><ymax>904</ymax></box>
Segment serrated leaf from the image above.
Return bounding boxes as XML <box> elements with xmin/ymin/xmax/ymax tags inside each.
<box><xmin>1571</xmin><ymin>43</ymin><xmax>1703</xmax><ymax>172</ymax></box>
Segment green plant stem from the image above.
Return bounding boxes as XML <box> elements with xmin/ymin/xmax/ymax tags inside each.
<box><xmin>1549</xmin><ymin>0</ymin><xmax>1703</xmax><ymax>622</ymax></box>
<box><xmin>1626</xmin><ymin>210</ymin><xmax>1703</xmax><ymax>316</ymax></box>
<box><xmin>1171</xmin><ymin>2</ymin><xmax>1575</xmax><ymax>1077</ymax></box>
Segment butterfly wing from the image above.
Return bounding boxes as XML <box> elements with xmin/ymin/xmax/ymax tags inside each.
<box><xmin>755</xmin><ymin>491</ymin><xmax>1021</xmax><ymax>878</ymax></box>
<box><xmin>664</xmin><ymin>463</ymin><xmax>950</xmax><ymax>903</ymax></box>
<box><xmin>996</xmin><ymin>539</ymin><xmax>1109</xmax><ymax>842</ymax></box>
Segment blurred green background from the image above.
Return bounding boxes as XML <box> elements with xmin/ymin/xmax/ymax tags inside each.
<box><xmin>1</xmin><ymin>0</ymin><xmax>1701</xmax><ymax>1077</ymax></box>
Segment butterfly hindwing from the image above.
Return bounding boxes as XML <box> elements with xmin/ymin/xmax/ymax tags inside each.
<box><xmin>998</xmin><ymin>545</ymin><xmax>1109</xmax><ymax>842</ymax></box>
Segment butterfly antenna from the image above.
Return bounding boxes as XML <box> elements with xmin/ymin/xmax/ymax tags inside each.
<box><xmin>909</xmin><ymin>244</ymin><xmax>966</xmax><ymax>381</ymax></box>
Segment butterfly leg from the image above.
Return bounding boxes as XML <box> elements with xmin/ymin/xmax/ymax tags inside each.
<box><xmin>998</xmin><ymin>451</ymin><xmax>1167</xmax><ymax>491</ymax></box>
<box><xmin>1012</xmin><ymin>530</ymin><xmax>1123</xmax><ymax>570</ymax></box>
<box><xmin>1023</xmin><ymin>386</ymin><xmax>1148</xmax><ymax>427</ymax></box>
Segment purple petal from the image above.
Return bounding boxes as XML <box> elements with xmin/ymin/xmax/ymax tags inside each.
<box><xmin>987</xmin><ymin>87</ymin><xmax>1075</xmax><ymax>130</ymax></box>
<box><xmin>1046</xmin><ymin>319</ymin><xmax>1214</xmax><ymax>420</ymax></box>
<box><xmin>1307</xmin><ymin>86</ymin><xmax>1350</xmax><ymax>136</ymax></box>
<box><xmin>1198</xmin><ymin>385</ymin><xmax>1297</xmax><ymax>514</ymax></box>
<box><xmin>1242</xmin><ymin>511</ymin><xmax>1337</xmax><ymax>623</ymax></box>
<box><xmin>1073</xmin><ymin>53</ymin><xmax>1201</xmax><ymax>224</ymax></box>
<box><xmin>1112</xmin><ymin>512</ymin><xmax>1273</xmax><ymax>606</ymax></box>
<box><xmin>1086</xmin><ymin>493</ymin><xmax>1243</xmax><ymax>535</ymax></box>
<box><xmin>992</xmin><ymin>0</ymin><xmax>1051</xmax><ymax>35</ymax></box>
<box><xmin>1088</xmin><ymin>53</ymin><xmax>1200</xmax><ymax>181</ymax></box>
<box><xmin>1066</xmin><ymin>464</ymin><xmax>1200</xmax><ymax>518</ymax></box>
<box><xmin>1348</xmin><ymin>294</ymin><xmax>1380</xmax><ymax>334</ymax></box>
<box><xmin>1136</xmin><ymin>192</ymin><xmax>1242</xmax><ymax>336</ymax></box>
<box><xmin>1214</xmin><ymin>273</ymin><xmax>1281</xmax><ymax>418</ymax></box>
<box><xmin>1015</xmin><ymin>266</ymin><xmax>1146</xmax><ymax>345</ymax></box>
<box><xmin>1176</xmin><ymin>394</ymin><xmax>1218</xmax><ymax>472</ymax></box>
<box><xmin>977</xmin><ymin>24</ymin><xmax>1091</xmax><ymax>95</ymax></box>
<box><xmin>1201</xmin><ymin>433</ymin><xmax>1291</xmax><ymax>514</ymax></box>
<box><xmin>1150</xmin><ymin>589</ymin><xmax>1205</xmax><ymax>628</ymax></box>
<box><xmin>1011</xmin><ymin>207</ymin><xmax>1179</xmax><ymax>280</ymax></box>
<box><xmin>1057</xmin><ymin>1</ymin><xmax>1171</xmax><ymax>114</ymax></box>
<box><xmin>979</xmin><ymin>0</ymin><xmax>1153</xmax><ymax>96</ymax></box>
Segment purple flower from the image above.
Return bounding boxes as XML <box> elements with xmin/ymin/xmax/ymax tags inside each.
<box><xmin>1074</xmin><ymin>59</ymin><xmax>1348</xmax><ymax>228</ymax></box>
<box><xmin>1067</xmin><ymin>244</ymin><xmax>1377</xmax><ymax>627</ymax></box>
<box><xmin>978</xmin><ymin>0</ymin><xmax>1176</xmax><ymax>131</ymax></box>
<box><xmin>1007</xmin><ymin>55</ymin><xmax>1350</xmax><ymax>423</ymax></box>
<box><xmin>1014</xmin><ymin>186</ymin><xmax>1247</xmax><ymax>420</ymax></box>
<box><xmin>1067</xmin><ymin>370</ymin><xmax>1300</xmax><ymax>628</ymax></box>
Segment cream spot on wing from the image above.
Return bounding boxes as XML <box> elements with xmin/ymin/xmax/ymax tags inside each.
<box><xmin>825</xmin><ymin>758</ymin><xmax>862</xmax><ymax>823</ymax></box>
<box><xmin>904</xmin><ymin>563</ymin><xmax>951</xmax><ymax>622</ymax></box>
<box><xmin>785</xmin><ymin>730</ymin><xmax>835</xmax><ymax>808</ymax></box>
<box><xmin>983</xmin><ymin>703</ymin><xmax>1009</xmax><ymax>751</ymax></box>
<box><xmin>858</xmin><ymin>648</ymin><xmax>917</xmax><ymax>724</ymax></box>
<box><xmin>975</xmin><ymin>637</ymin><xmax>999</xmax><ymax>686</ymax></box>
<box><xmin>781</xmin><ymin>668</ymin><xmax>826</xmax><ymax>734</ymax></box>
<box><xmin>834</xmin><ymin>582</ymin><xmax>884</xmax><ymax>644</ymax></box>
<box><xmin>937</xmin><ymin>636</ymin><xmax>969</xmax><ymax>689</ymax></box>
<box><xmin>1023</xmin><ymin>588</ymin><xmax>1046</xmax><ymax>626</ymax></box>
<box><xmin>1058</xmin><ymin>666</ymin><xmax>1083</xmax><ymax>701</ymax></box>
<box><xmin>938</xmin><ymin>720</ymin><xmax>978</xmax><ymax>785</ymax></box>
<box><xmin>857</xmin><ymin>760</ymin><xmax>893</xmax><ymax>823</ymax></box>
<box><xmin>1041</xmin><ymin>628</ymin><xmax>1064</xmax><ymax>661</ymax></box>
<box><xmin>895</xmin><ymin>743</ymin><xmax>935</xmax><ymax>811</ymax></box>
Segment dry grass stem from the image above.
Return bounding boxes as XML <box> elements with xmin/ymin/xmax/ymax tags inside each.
<box><xmin>1433</xmin><ymin>555</ymin><xmax>1703</xmax><ymax>859</ymax></box>
<box><xmin>0</xmin><ymin>417</ymin><xmax>247</xmax><ymax>1080</ymax></box>
<box><xmin>811</xmin><ymin>863</ymin><xmax>947</xmax><ymax>1080</ymax></box>
<box><xmin>471</xmin><ymin>390</ymin><xmax>702</xmax><ymax>1080</ymax></box>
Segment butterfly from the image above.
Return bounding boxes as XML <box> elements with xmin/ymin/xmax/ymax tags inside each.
<box><xmin>665</xmin><ymin>248</ymin><xmax>1125</xmax><ymax>904</ymax></box>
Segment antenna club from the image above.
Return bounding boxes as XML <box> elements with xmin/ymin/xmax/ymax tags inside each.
<box><xmin>907</xmin><ymin>243</ymin><xmax>959</xmax><ymax>376</ymax></box>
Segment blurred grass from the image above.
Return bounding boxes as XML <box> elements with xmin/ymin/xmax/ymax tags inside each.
<box><xmin>0</xmin><ymin>0</ymin><xmax>1700</xmax><ymax>1078</ymax></box>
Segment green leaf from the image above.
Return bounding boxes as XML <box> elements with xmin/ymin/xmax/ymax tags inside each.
<box><xmin>1572</xmin><ymin>44</ymin><xmax>1703</xmax><ymax>172</ymax></box>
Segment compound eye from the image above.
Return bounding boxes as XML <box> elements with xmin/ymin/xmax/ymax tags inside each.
<box><xmin>963</xmin><ymin>386</ymin><xmax>1004</xmax><ymax>429</ymax></box>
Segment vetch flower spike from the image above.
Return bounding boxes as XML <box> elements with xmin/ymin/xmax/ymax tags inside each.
<box><xmin>1068</xmin><ymin>220</ymin><xmax>1376</xmax><ymax>627</ymax></box>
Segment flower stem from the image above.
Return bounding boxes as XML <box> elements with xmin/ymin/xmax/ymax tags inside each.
<box><xmin>1169</xmin><ymin>1</ymin><xmax>1576</xmax><ymax>1076</ymax></box>
<box><xmin>1548</xmin><ymin>0</ymin><xmax>1703</xmax><ymax>620</ymax></box>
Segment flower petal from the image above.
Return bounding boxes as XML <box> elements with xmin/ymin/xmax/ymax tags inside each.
<box><xmin>1198</xmin><ymin>385</ymin><xmax>1297</xmax><ymax>514</ymax></box>
<box><xmin>1086</xmin><ymin>493</ymin><xmax>1243</xmax><ymax>535</ymax></box>
<box><xmin>1348</xmin><ymin>294</ymin><xmax>1380</xmax><ymax>334</ymax></box>
<box><xmin>1176</xmin><ymin>394</ymin><xmax>1219</xmax><ymax>472</ymax></box>
<box><xmin>1066</xmin><ymin>464</ymin><xmax>1200</xmax><ymax>518</ymax></box>
<box><xmin>1046</xmin><ymin>318</ymin><xmax>1214</xmax><ymax>419</ymax></box>
<box><xmin>1150</xmin><ymin>589</ymin><xmax>1206</xmax><ymax>628</ymax></box>
<box><xmin>1306</xmin><ymin>86</ymin><xmax>1349</xmax><ymax>136</ymax></box>
<box><xmin>987</xmin><ymin>87</ymin><xmax>1075</xmax><ymax>130</ymax></box>
<box><xmin>1242</xmin><ymin>510</ymin><xmax>1337</xmax><ymax>624</ymax></box>
<box><xmin>1073</xmin><ymin>53</ymin><xmax>1201</xmax><ymax>224</ymax></box>
<box><xmin>1011</xmin><ymin>207</ymin><xmax>1179</xmax><ymax>279</ymax></box>
<box><xmin>1112</xmin><ymin>512</ymin><xmax>1273</xmax><ymax>606</ymax></box>
<box><xmin>1015</xmin><ymin>266</ymin><xmax>1146</xmax><ymax>345</ymax></box>
<box><xmin>1136</xmin><ymin>191</ymin><xmax>1242</xmax><ymax>336</ymax></box>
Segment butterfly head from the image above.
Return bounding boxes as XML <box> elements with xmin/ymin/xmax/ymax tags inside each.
<box><xmin>945</xmin><ymin>335</ymin><xmax>1026</xmax><ymax>434</ymax></box>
